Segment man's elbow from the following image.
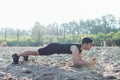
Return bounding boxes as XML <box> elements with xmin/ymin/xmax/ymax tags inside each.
<box><xmin>73</xmin><ymin>60</ymin><xmax>86</xmax><ymax>65</ymax></box>
<box><xmin>72</xmin><ymin>61</ymin><xmax>84</xmax><ymax>68</ymax></box>
<box><xmin>73</xmin><ymin>61</ymin><xmax>79</xmax><ymax>65</ymax></box>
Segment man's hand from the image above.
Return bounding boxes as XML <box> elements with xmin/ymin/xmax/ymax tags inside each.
<box><xmin>85</xmin><ymin>58</ymin><xmax>96</xmax><ymax>68</ymax></box>
<box><xmin>80</xmin><ymin>58</ymin><xmax>96</xmax><ymax>65</ymax></box>
<box><xmin>78</xmin><ymin>58</ymin><xmax>96</xmax><ymax>68</ymax></box>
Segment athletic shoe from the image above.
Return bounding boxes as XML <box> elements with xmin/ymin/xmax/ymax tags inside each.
<box><xmin>12</xmin><ymin>53</ymin><xmax>19</xmax><ymax>64</ymax></box>
<box><xmin>23</xmin><ymin>56</ymin><xmax>28</xmax><ymax>61</ymax></box>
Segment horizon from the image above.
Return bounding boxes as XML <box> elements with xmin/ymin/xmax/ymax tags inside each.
<box><xmin>0</xmin><ymin>0</ymin><xmax>120</xmax><ymax>30</ymax></box>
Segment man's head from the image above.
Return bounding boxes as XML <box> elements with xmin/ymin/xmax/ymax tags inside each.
<box><xmin>81</xmin><ymin>37</ymin><xmax>93</xmax><ymax>50</ymax></box>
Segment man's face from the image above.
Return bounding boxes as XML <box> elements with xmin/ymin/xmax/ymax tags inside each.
<box><xmin>85</xmin><ymin>43</ymin><xmax>92</xmax><ymax>50</ymax></box>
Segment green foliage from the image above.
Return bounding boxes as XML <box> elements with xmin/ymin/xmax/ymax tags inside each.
<box><xmin>1</xmin><ymin>30</ymin><xmax>120</xmax><ymax>47</ymax></box>
<box><xmin>106</xmin><ymin>32</ymin><xmax>115</xmax><ymax>41</ymax></box>
<box><xmin>7</xmin><ymin>36</ymin><xmax>17</xmax><ymax>46</ymax></box>
<box><xmin>96</xmin><ymin>32</ymin><xmax>105</xmax><ymax>41</ymax></box>
<box><xmin>112</xmin><ymin>30</ymin><xmax>120</xmax><ymax>46</ymax></box>
<box><xmin>65</xmin><ymin>34</ymin><xmax>73</xmax><ymax>43</ymax></box>
<box><xmin>113</xmin><ymin>30</ymin><xmax>120</xmax><ymax>40</ymax></box>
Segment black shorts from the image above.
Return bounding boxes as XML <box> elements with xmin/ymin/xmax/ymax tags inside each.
<box><xmin>38</xmin><ymin>43</ymin><xmax>72</xmax><ymax>55</ymax></box>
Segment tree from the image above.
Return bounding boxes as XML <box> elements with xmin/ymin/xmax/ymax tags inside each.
<box><xmin>101</xmin><ymin>14</ymin><xmax>117</xmax><ymax>47</ymax></box>
<box><xmin>53</xmin><ymin>23</ymin><xmax>59</xmax><ymax>42</ymax></box>
<box><xmin>96</xmin><ymin>32</ymin><xmax>104</xmax><ymax>46</ymax></box>
<box><xmin>113</xmin><ymin>30</ymin><xmax>120</xmax><ymax>46</ymax></box>
<box><xmin>31</xmin><ymin>21</ymin><xmax>44</xmax><ymax>45</ymax></box>
<box><xmin>61</xmin><ymin>23</ymin><xmax>68</xmax><ymax>42</ymax></box>
<box><xmin>90</xmin><ymin>18</ymin><xmax>102</xmax><ymax>34</ymax></box>
<box><xmin>79</xmin><ymin>20</ymin><xmax>86</xmax><ymax>34</ymax></box>
<box><xmin>16</xmin><ymin>29</ymin><xmax>20</xmax><ymax>46</ymax></box>
<box><xmin>68</xmin><ymin>21</ymin><xmax>79</xmax><ymax>42</ymax></box>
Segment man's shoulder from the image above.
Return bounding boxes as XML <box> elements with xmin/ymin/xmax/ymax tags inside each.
<box><xmin>71</xmin><ymin>44</ymin><xmax>82</xmax><ymax>52</ymax></box>
<box><xmin>70</xmin><ymin>45</ymin><xmax>79</xmax><ymax>51</ymax></box>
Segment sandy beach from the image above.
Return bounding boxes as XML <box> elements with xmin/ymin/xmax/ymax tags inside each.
<box><xmin>0</xmin><ymin>47</ymin><xmax>120</xmax><ymax>80</ymax></box>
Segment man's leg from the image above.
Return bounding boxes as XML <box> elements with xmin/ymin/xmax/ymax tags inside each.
<box><xmin>17</xmin><ymin>50</ymin><xmax>39</xmax><ymax>56</ymax></box>
<box><xmin>12</xmin><ymin>43</ymin><xmax>58</xmax><ymax>64</ymax></box>
<box><xmin>12</xmin><ymin>50</ymin><xmax>39</xmax><ymax>64</ymax></box>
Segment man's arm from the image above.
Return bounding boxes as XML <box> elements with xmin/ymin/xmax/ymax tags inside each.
<box><xmin>70</xmin><ymin>45</ymin><xmax>82</xmax><ymax>65</ymax></box>
<box><xmin>70</xmin><ymin>45</ymin><xmax>96</xmax><ymax>67</ymax></box>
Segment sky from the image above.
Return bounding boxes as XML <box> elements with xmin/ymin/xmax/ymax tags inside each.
<box><xmin>0</xmin><ymin>0</ymin><xmax>120</xmax><ymax>30</ymax></box>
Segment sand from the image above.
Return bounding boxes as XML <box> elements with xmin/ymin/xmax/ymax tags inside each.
<box><xmin>0</xmin><ymin>47</ymin><xmax>120</xmax><ymax>80</ymax></box>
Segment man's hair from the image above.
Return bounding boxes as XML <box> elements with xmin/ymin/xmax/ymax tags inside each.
<box><xmin>82</xmin><ymin>37</ymin><xmax>93</xmax><ymax>44</ymax></box>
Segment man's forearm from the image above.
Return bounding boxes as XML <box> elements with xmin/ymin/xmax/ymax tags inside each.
<box><xmin>73</xmin><ymin>60</ymin><xmax>87</xmax><ymax>67</ymax></box>
<box><xmin>73</xmin><ymin>60</ymin><xmax>95</xmax><ymax>68</ymax></box>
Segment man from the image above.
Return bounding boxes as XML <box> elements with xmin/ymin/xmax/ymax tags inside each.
<box><xmin>12</xmin><ymin>37</ymin><xmax>95</xmax><ymax>67</ymax></box>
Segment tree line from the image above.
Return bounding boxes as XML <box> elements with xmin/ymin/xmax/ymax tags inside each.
<box><xmin>0</xmin><ymin>14</ymin><xmax>120</xmax><ymax>47</ymax></box>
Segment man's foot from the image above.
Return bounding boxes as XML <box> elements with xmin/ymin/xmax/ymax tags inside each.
<box><xmin>12</xmin><ymin>53</ymin><xmax>19</xmax><ymax>64</ymax></box>
<box><xmin>23</xmin><ymin>56</ymin><xmax>28</xmax><ymax>61</ymax></box>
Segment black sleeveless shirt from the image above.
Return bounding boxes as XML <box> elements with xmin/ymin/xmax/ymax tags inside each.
<box><xmin>58</xmin><ymin>43</ymin><xmax>82</xmax><ymax>54</ymax></box>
